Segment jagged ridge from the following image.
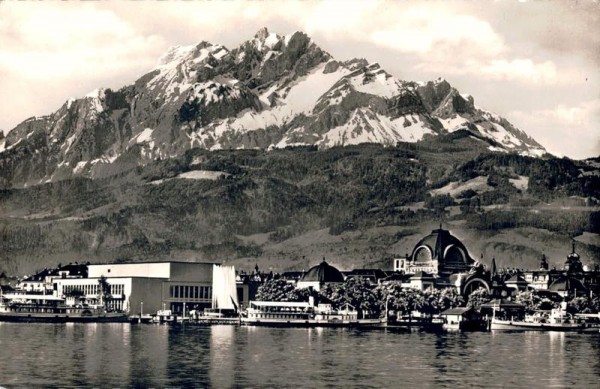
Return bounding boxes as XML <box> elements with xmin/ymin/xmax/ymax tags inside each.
<box><xmin>0</xmin><ymin>28</ymin><xmax>546</xmax><ymax>187</ymax></box>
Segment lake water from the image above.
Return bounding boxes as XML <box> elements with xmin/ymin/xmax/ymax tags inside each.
<box><xmin>0</xmin><ymin>323</ymin><xmax>598</xmax><ymax>388</ymax></box>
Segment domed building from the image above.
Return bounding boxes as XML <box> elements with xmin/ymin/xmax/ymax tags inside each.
<box><xmin>563</xmin><ymin>243</ymin><xmax>584</xmax><ymax>273</ymax></box>
<box><xmin>392</xmin><ymin>226</ymin><xmax>491</xmax><ymax>296</ymax></box>
<box><xmin>394</xmin><ymin>226</ymin><xmax>475</xmax><ymax>276</ymax></box>
<box><xmin>511</xmin><ymin>242</ymin><xmax>600</xmax><ymax>300</ymax></box>
<box><xmin>390</xmin><ymin>228</ymin><xmax>600</xmax><ymax>299</ymax></box>
<box><xmin>297</xmin><ymin>260</ymin><xmax>345</xmax><ymax>291</ymax></box>
<box><xmin>549</xmin><ymin>275</ymin><xmax>588</xmax><ymax>298</ymax></box>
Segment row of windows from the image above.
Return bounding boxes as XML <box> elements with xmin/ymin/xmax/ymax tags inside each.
<box><xmin>64</xmin><ymin>284</ymin><xmax>98</xmax><ymax>296</ymax></box>
<box><xmin>250</xmin><ymin>314</ymin><xmax>307</xmax><ymax>320</ymax></box>
<box><xmin>63</xmin><ymin>284</ymin><xmax>125</xmax><ymax>296</ymax></box>
<box><xmin>169</xmin><ymin>285</ymin><xmax>211</xmax><ymax>300</ymax></box>
<box><xmin>110</xmin><ymin>284</ymin><xmax>125</xmax><ymax>295</ymax></box>
<box><xmin>105</xmin><ymin>300</ymin><xmax>124</xmax><ymax>311</ymax></box>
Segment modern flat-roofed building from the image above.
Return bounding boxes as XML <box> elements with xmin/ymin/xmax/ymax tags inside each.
<box><xmin>53</xmin><ymin>261</ymin><xmax>218</xmax><ymax>315</ymax></box>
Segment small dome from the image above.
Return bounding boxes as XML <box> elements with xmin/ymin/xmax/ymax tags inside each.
<box><xmin>301</xmin><ymin>260</ymin><xmax>344</xmax><ymax>283</ymax></box>
<box><xmin>568</xmin><ymin>252</ymin><xmax>580</xmax><ymax>259</ymax></box>
<box><xmin>564</xmin><ymin>254</ymin><xmax>583</xmax><ymax>273</ymax></box>
<box><xmin>564</xmin><ymin>242</ymin><xmax>584</xmax><ymax>273</ymax></box>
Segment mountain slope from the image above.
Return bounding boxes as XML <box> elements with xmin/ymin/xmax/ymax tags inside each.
<box><xmin>0</xmin><ymin>144</ymin><xmax>597</xmax><ymax>276</ymax></box>
<box><xmin>0</xmin><ymin>28</ymin><xmax>546</xmax><ymax>188</ymax></box>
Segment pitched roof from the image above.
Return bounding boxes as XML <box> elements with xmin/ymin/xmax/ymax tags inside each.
<box><xmin>505</xmin><ymin>274</ymin><xmax>528</xmax><ymax>284</ymax></box>
<box><xmin>440</xmin><ymin>307</ymin><xmax>472</xmax><ymax>315</ymax></box>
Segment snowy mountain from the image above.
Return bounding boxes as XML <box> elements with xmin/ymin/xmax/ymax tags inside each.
<box><xmin>0</xmin><ymin>28</ymin><xmax>546</xmax><ymax>187</ymax></box>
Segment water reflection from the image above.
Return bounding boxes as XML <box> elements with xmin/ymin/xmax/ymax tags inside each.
<box><xmin>210</xmin><ymin>325</ymin><xmax>236</xmax><ymax>387</ymax></box>
<box><xmin>0</xmin><ymin>323</ymin><xmax>598</xmax><ymax>387</ymax></box>
<box><xmin>129</xmin><ymin>325</ymin><xmax>169</xmax><ymax>387</ymax></box>
<box><xmin>166</xmin><ymin>326</ymin><xmax>211</xmax><ymax>387</ymax></box>
<box><xmin>79</xmin><ymin>324</ymin><xmax>130</xmax><ymax>386</ymax></box>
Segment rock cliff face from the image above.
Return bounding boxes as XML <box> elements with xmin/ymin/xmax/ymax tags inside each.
<box><xmin>0</xmin><ymin>28</ymin><xmax>546</xmax><ymax>188</ymax></box>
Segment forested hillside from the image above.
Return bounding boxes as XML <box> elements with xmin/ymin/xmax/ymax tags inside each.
<box><xmin>0</xmin><ymin>140</ymin><xmax>598</xmax><ymax>276</ymax></box>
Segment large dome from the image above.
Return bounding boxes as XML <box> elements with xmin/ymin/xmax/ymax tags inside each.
<box><xmin>409</xmin><ymin>227</ymin><xmax>474</xmax><ymax>273</ymax></box>
<box><xmin>549</xmin><ymin>276</ymin><xmax>587</xmax><ymax>293</ymax></box>
<box><xmin>301</xmin><ymin>260</ymin><xmax>344</xmax><ymax>283</ymax></box>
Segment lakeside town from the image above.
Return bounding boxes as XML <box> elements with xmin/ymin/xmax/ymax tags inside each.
<box><xmin>1</xmin><ymin>226</ymin><xmax>599</xmax><ymax>331</ymax></box>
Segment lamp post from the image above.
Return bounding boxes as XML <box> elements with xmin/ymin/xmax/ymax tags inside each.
<box><xmin>140</xmin><ymin>301</ymin><xmax>144</xmax><ymax>324</ymax></box>
<box><xmin>385</xmin><ymin>294</ymin><xmax>391</xmax><ymax>325</ymax></box>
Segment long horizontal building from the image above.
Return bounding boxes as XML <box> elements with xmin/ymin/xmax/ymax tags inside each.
<box><xmin>53</xmin><ymin>261</ymin><xmax>218</xmax><ymax>315</ymax></box>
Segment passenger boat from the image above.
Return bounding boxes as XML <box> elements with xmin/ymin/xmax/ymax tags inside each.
<box><xmin>241</xmin><ymin>300</ymin><xmax>384</xmax><ymax>327</ymax></box>
<box><xmin>150</xmin><ymin>308</ymin><xmax>241</xmax><ymax>325</ymax></box>
<box><xmin>575</xmin><ymin>313</ymin><xmax>600</xmax><ymax>332</ymax></box>
<box><xmin>0</xmin><ymin>294</ymin><xmax>128</xmax><ymax>323</ymax></box>
<box><xmin>490</xmin><ymin>305</ymin><xmax>585</xmax><ymax>331</ymax></box>
<box><xmin>0</xmin><ymin>303</ymin><xmax>128</xmax><ymax>323</ymax></box>
<box><xmin>189</xmin><ymin>308</ymin><xmax>241</xmax><ymax>325</ymax></box>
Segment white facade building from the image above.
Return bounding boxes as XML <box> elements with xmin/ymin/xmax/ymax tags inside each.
<box><xmin>53</xmin><ymin>261</ymin><xmax>217</xmax><ymax>315</ymax></box>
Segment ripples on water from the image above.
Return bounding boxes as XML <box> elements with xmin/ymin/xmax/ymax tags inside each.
<box><xmin>0</xmin><ymin>323</ymin><xmax>598</xmax><ymax>388</ymax></box>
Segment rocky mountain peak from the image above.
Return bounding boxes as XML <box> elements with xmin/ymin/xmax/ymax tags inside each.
<box><xmin>254</xmin><ymin>27</ymin><xmax>271</xmax><ymax>41</ymax></box>
<box><xmin>414</xmin><ymin>78</ymin><xmax>476</xmax><ymax>118</ymax></box>
<box><xmin>0</xmin><ymin>29</ymin><xmax>547</xmax><ymax>187</ymax></box>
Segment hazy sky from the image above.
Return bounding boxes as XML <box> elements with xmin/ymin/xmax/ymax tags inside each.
<box><xmin>1</xmin><ymin>1</ymin><xmax>598</xmax><ymax>159</ymax></box>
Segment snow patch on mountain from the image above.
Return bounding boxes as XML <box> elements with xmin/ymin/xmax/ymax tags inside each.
<box><xmin>63</xmin><ymin>134</ymin><xmax>78</xmax><ymax>154</ymax></box>
<box><xmin>482</xmin><ymin>110</ymin><xmax>502</xmax><ymax>123</ymax></box>
<box><xmin>96</xmin><ymin>155</ymin><xmax>118</xmax><ymax>164</ymax></box>
<box><xmin>521</xmin><ymin>147</ymin><xmax>546</xmax><ymax>158</ymax></box>
<box><xmin>478</xmin><ymin>122</ymin><xmax>523</xmax><ymax>147</ymax></box>
<box><xmin>210</xmin><ymin>62</ymin><xmax>351</xmax><ymax>137</ymax></box>
<box><xmin>375</xmin><ymin>113</ymin><xmax>434</xmax><ymax>141</ymax></box>
<box><xmin>85</xmin><ymin>88</ymin><xmax>103</xmax><ymax>98</ymax></box>
<box><xmin>488</xmin><ymin>146</ymin><xmax>508</xmax><ymax>153</ymax></box>
<box><xmin>439</xmin><ymin>115</ymin><xmax>469</xmax><ymax>132</ymax></box>
<box><xmin>149</xmin><ymin>43</ymin><xmax>230</xmax><ymax>102</ymax></box>
<box><xmin>0</xmin><ymin>28</ymin><xmax>549</xmax><ymax>187</ymax></box>
<box><xmin>131</xmin><ymin>128</ymin><xmax>154</xmax><ymax>148</ymax></box>
<box><xmin>264</xmin><ymin>32</ymin><xmax>280</xmax><ymax>49</ymax></box>
<box><xmin>73</xmin><ymin>161</ymin><xmax>89</xmax><ymax>174</ymax></box>
<box><xmin>282</xmin><ymin>62</ymin><xmax>351</xmax><ymax>111</ymax></box>
<box><xmin>273</xmin><ymin>138</ymin><xmax>310</xmax><ymax>149</ymax></box>
<box><xmin>189</xmin><ymin>81</ymin><xmax>242</xmax><ymax>104</ymax></box>
<box><xmin>84</xmin><ymin>89</ymin><xmax>105</xmax><ymax>116</ymax></box>
<box><xmin>316</xmin><ymin>109</ymin><xmax>433</xmax><ymax>147</ymax></box>
<box><xmin>348</xmin><ymin>63</ymin><xmax>403</xmax><ymax>98</ymax></box>
<box><xmin>157</xmin><ymin>45</ymin><xmax>197</xmax><ymax>67</ymax></box>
